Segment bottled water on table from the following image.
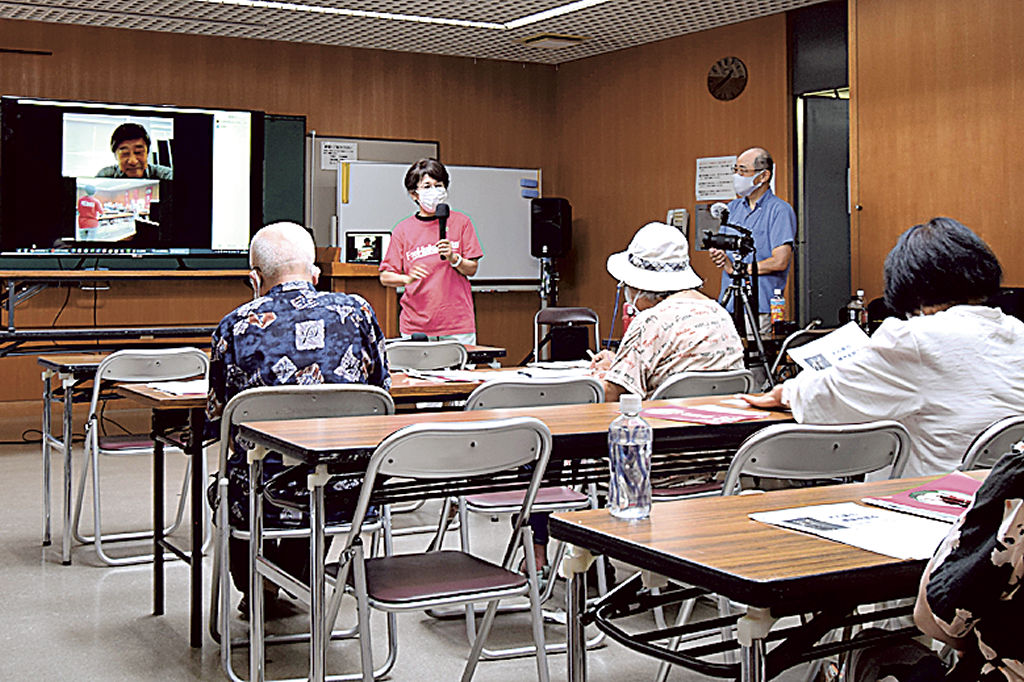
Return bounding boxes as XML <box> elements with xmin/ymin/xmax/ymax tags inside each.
<box><xmin>607</xmin><ymin>394</ymin><xmax>652</xmax><ymax>519</ymax></box>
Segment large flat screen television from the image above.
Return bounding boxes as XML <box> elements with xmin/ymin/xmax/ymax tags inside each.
<box><xmin>0</xmin><ymin>96</ymin><xmax>264</xmax><ymax>259</ymax></box>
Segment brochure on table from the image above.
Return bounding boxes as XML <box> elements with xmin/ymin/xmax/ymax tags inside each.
<box><xmin>750</xmin><ymin>502</ymin><xmax>953</xmax><ymax>560</ymax></box>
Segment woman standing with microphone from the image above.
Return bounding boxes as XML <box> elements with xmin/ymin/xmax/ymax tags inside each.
<box><xmin>379</xmin><ymin>158</ymin><xmax>484</xmax><ymax>343</ymax></box>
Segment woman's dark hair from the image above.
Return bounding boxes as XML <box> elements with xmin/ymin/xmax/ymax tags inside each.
<box><xmin>404</xmin><ymin>158</ymin><xmax>449</xmax><ymax>192</ymax></box>
<box><xmin>110</xmin><ymin>123</ymin><xmax>151</xmax><ymax>152</ymax></box>
<box><xmin>883</xmin><ymin>217</ymin><xmax>1002</xmax><ymax>317</ymax></box>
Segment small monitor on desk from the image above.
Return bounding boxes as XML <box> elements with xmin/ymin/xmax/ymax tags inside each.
<box><xmin>345</xmin><ymin>231</ymin><xmax>390</xmax><ymax>265</ymax></box>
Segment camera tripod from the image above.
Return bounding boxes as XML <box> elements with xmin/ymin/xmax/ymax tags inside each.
<box><xmin>720</xmin><ymin>257</ymin><xmax>774</xmax><ymax>388</ymax></box>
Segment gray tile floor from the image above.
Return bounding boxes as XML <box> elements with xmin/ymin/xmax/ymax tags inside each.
<box><xmin>1</xmin><ymin>440</ymin><xmax>815</xmax><ymax>681</ymax></box>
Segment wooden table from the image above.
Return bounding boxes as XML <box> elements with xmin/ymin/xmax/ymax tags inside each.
<box><xmin>115</xmin><ymin>384</ymin><xmax>207</xmax><ymax>649</ymax></box>
<box><xmin>238</xmin><ymin>396</ymin><xmax>790</xmax><ymax>472</ymax></box>
<box><xmin>237</xmin><ymin>396</ymin><xmax>791</xmax><ymax>681</ymax></box>
<box><xmin>549</xmin><ymin>473</ymin><xmax>987</xmax><ymax>682</ymax></box>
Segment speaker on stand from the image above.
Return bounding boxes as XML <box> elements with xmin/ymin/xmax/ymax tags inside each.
<box><xmin>531</xmin><ymin>197</ymin><xmax>571</xmax><ymax>308</ymax></box>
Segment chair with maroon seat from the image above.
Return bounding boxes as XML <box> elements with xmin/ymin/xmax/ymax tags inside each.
<box><xmin>317</xmin><ymin>417</ymin><xmax>554</xmax><ymax>682</ymax></box>
<box><xmin>71</xmin><ymin>347</ymin><xmax>209</xmax><ymax>566</ymax></box>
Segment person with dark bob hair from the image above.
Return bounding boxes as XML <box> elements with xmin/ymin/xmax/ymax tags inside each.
<box><xmin>883</xmin><ymin>216</ymin><xmax>1002</xmax><ymax>318</ymax></box>
<box><xmin>379</xmin><ymin>158</ymin><xmax>483</xmax><ymax>342</ymax></box>
<box><xmin>745</xmin><ymin>217</ymin><xmax>1024</xmax><ymax>477</ymax></box>
<box><xmin>96</xmin><ymin>122</ymin><xmax>173</xmax><ymax>180</ymax></box>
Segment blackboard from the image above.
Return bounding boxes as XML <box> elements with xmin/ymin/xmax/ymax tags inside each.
<box><xmin>336</xmin><ymin>161</ymin><xmax>542</xmax><ymax>282</ymax></box>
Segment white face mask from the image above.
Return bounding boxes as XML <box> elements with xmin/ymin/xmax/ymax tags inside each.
<box><xmin>733</xmin><ymin>171</ymin><xmax>764</xmax><ymax>198</ymax></box>
<box><xmin>416</xmin><ymin>186</ymin><xmax>448</xmax><ymax>213</ymax></box>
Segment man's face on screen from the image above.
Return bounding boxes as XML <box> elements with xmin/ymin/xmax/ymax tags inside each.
<box><xmin>115</xmin><ymin>138</ymin><xmax>149</xmax><ymax>178</ymax></box>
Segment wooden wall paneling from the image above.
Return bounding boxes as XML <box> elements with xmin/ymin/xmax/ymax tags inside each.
<box><xmin>850</xmin><ymin>0</ymin><xmax>1023</xmax><ymax>300</ymax></box>
<box><xmin>549</xmin><ymin>15</ymin><xmax>792</xmax><ymax>333</ymax></box>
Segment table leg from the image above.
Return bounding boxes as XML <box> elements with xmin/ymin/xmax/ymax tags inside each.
<box><xmin>737</xmin><ymin>606</ymin><xmax>774</xmax><ymax>682</ymax></box>
<box><xmin>309</xmin><ymin>465</ymin><xmax>330</xmax><ymax>682</ymax></box>
<box><xmin>61</xmin><ymin>374</ymin><xmax>75</xmax><ymax>566</ymax></box>
<box><xmin>154</xmin><ymin>434</ymin><xmax>165</xmax><ymax>616</ymax></box>
<box><xmin>249</xmin><ymin>449</ymin><xmax>266</xmax><ymax>682</ymax></box>
<box><xmin>188</xmin><ymin>406</ymin><xmax>204</xmax><ymax>648</ymax></box>
<box><xmin>561</xmin><ymin>544</ymin><xmax>594</xmax><ymax>682</ymax></box>
<box><xmin>41</xmin><ymin>369</ymin><xmax>53</xmax><ymax>547</ymax></box>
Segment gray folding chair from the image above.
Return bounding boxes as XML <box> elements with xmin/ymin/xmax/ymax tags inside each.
<box><xmin>385</xmin><ymin>340</ymin><xmax>468</xmax><ymax>371</ymax></box>
<box><xmin>960</xmin><ymin>415</ymin><xmax>1024</xmax><ymax>470</ymax></box>
<box><xmin>209</xmin><ymin>383</ymin><xmax>395</xmax><ymax>682</ymax></box>
<box><xmin>71</xmin><ymin>347</ymin><xmax>208</xmax><ymax>566</ymax></box>
<box><xmin>461</xmin><ymin>376</ymin><xmax>607</xmax><ymax>658</ymax></box>
<box><xmin>533</xmin><ymin>306</ymin><xmax>600</xmax><ymax>362</ymax></box>
<box><xmin>650</xmin><ymin>369</ymin><xmax>755</xmax><ymax>400</ymax></box>
<box><xmin>655</xmin><ymin>420</ymin><xmax>912</xmax><ymax>682</ymax></box>
<box><xmin>302</xmin><ymin>418</ymin><xmax>553</xmax><ymax>682</ymax></box>
<box><xmin>722</xmin><ymin>420</ymin><xmax>911</xmax><ymax>494</ymax></box>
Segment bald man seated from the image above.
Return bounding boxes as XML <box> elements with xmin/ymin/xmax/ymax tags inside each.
<box><xmin>206</xmin><ymin>221</ymin><xmax>391</xmax><ymax>616</ymax></box>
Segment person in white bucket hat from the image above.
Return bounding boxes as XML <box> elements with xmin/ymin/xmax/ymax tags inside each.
<box><xmin>590</xmin><ymin>221</ymin><xmax>744</xmax><ymax>401</ymax></box>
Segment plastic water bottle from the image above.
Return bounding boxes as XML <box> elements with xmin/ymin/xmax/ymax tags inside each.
<box><xmin>607</xmin><ymin>394</ymin><xmax>652</xmax><ymax>519</ymax></box>
<box><xmin>847</xmin><ymin>289</ymin><xmax>868</xmax><ymax>331</ymax></box>
<box><xmin>769</xmin><ymin>288</ymin><xmax>785</xmax><ymax>326</ymax></box>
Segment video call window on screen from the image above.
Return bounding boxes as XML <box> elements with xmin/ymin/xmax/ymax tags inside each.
<box><xmin>62</xmin><ymin>113</ymin><xmax>174</xmax><ymax>181</ymax></box>
<box><xmin>75</xmin><ymin>178</ymin><xmax>160</xmax><ymax>243</ymax></box>
<box><xmin>0</xmin><ymin>96</ymin><xmax>263</xmax><ymax>255</ymax></box>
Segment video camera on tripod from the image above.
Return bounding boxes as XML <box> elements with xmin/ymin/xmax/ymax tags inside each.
<box><xmin>702</xmin><ymin>202</ymin><xmax>774</xmax><ymax>388</ymax></box>
<box><xmin>701</xmin><ymin>203</ymin><xmax>755</xmax><ymax>255</ymax></box>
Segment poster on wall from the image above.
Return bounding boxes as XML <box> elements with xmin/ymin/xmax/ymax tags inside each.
<box><xmin>695</xmin><ymin>155</ymin><xmax>737</xmax><ymax>201</ymax></box>
<box><xmin>320</xmin><ymin>141</ymin><xmax>358</xmax><ymax>170</ymax></box>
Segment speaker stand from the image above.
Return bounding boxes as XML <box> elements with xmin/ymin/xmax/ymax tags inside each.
<box><xmin>539</xmin><ymin>256</ymin><xmax>559</xmax><ymax>308</ymax></box>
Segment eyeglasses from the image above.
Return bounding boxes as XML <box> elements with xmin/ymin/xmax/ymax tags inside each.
<box><xmin>417</xmin><ymin>181</ymin><xmax>444</xmax><ymax>190</ymax></box>
<box><xmin>732</xmin><ymin>165</ymin><xmax>766</xmax><ymax>175</ymax></box>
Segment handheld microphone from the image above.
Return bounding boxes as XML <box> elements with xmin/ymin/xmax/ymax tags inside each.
<box><xmin>435</xmin><ymin>203</ymin><xmax>450</xmax><ymax>260</ymax></box>
<box><xmin>710</xmin><ymin>202</ymin><xmax>730</xmax><ymax>223</ymax></box>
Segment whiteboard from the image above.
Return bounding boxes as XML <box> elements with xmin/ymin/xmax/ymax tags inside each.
<box><xmin>337</xmin><ymin>162</ymin><xmax>542</xmax><ymax>281</ymax></box>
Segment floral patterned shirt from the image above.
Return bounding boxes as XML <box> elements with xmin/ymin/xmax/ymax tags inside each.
<box><xmin>206</xmin><ymin>279</ymin><xmax>390</xmax><ymax>526</ymax></box>
<box><xmin>926</xmin><ymin>449</ymin><xmax>1024</xmax><ymax>681</ymax></box>
<box><xmin>604</xmin><ymin>296</ymin><xmax>744</xmax><ymax>398</ymax></box>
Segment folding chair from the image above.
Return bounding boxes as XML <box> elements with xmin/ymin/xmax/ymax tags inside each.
<box><xmin>385</xmin><ymin>340</ymin><xmax>468</xmax><ymax>371</ymax></box>
<box><xmin>71</xmin><ymin>347</ymin><xmax>208</xmax><ymax>566</ymax></box>
<box><xmin>960</xmin><ymin>415</ymin><xmax>1024</xmax><ymax>470</ymax></box>
<box><xmin>209</xmin><ymin>384</ymin><xmax>395</xmax><ymax>682</ymax></box>
<box><xmin>459</xmin><ymin>376</ymin><xmax>608</xmax><ymax>658</ymax></box>
<box><xmin>654</xmin><ymin>420</ymin><xmax>912</xmax><ymax>682</ymax></box>
<box><xmin>532</xmin><ymin>307</ymin><xmax>599</xmax><ymax>363</ymax></box>
<box><xmin>293</xmin><ymin>418</ymin><xmax>554</xmax><ymax>682</ymax></box>
<box><xmin>650</xmin><ymin>369</ymin><xmax>755</xmax><ymax>400</ymax></box>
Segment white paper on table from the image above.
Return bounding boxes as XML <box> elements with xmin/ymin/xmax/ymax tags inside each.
<box><xmin>146</xmin><ymin>379</ymin><xmax>209</xmax><ymax>396</ymax></box>
<box><xmin>750</xmin><ymin>502</ymin><xmax>952</xmax><ymax>560</ymax></box>
<box><xmin>515</xmin><ymin>366</ymin><xmax>593</xmax><ymax>380</ymax></box>
<box><xmin>402</xmin><ymin>369</ymin><xmax>510</xmax><ymax>383</ymax></box>
<box><xmin>526</xmin><ymin>360</ymin><xmax>592</xmax><ymax>370</ymax></box>
<box><xmin>786</xmin><ymin>322</ymin><xmax>870</xmax><ymax>372</ymax></box>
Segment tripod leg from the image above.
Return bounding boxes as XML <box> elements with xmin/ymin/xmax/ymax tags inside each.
<box><xmin>740</xmin><ymin>295</ymin><xmax>774</xmax><ymax>387</ymax></box>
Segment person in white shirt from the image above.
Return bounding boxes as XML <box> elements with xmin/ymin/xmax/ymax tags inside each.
<box><xmin>745</xmin><ymin>217</ymin><xmax>1024</xmax><ymax>478</ymax></box>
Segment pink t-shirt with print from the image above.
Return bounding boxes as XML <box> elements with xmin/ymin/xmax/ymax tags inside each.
<box><xmin>380</xmin><ymin>211</ymin><xmax>484</xmax><ymax>335</ymax></box>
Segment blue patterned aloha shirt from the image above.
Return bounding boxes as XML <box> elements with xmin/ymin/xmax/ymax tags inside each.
<box><xmin>206</xmin><ymin>280</ymin><xmax>391</xmax><ymax>528</ymax></box>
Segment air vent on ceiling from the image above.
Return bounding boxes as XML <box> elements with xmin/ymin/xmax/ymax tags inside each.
<box><xmin>520</xmin><ymin>33</ymin><xmax>587</xmax><ymax>49</ymax></box>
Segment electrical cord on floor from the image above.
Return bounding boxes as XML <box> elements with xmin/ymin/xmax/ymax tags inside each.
<box><xmin>0</xmin><ymin>429</ymin><xmax>85</xmax><ymax>446</ymax></box>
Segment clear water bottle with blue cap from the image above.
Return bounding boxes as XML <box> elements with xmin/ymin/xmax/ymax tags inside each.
<box><xmin>607</xmin><ymin>393</ymin><xmax>652</xmax><ymax>519</ymax></box>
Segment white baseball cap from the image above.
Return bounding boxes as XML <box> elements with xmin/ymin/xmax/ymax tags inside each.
<box><xmin>606</xmin><ymin>222</ymin><xmax>703</xmax><ymax>292</ymax></box>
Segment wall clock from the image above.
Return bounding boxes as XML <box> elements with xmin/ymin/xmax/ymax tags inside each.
<box><xmin>707</xmin><ymin>56</ymin><xmax>748</xmax><ymax>101</ymax></box>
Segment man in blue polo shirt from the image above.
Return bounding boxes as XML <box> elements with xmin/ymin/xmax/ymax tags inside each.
<box><xmin>709</xmin><ymin>147</ymin><xmax>796</xmax><ymax>335</ymax></box>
